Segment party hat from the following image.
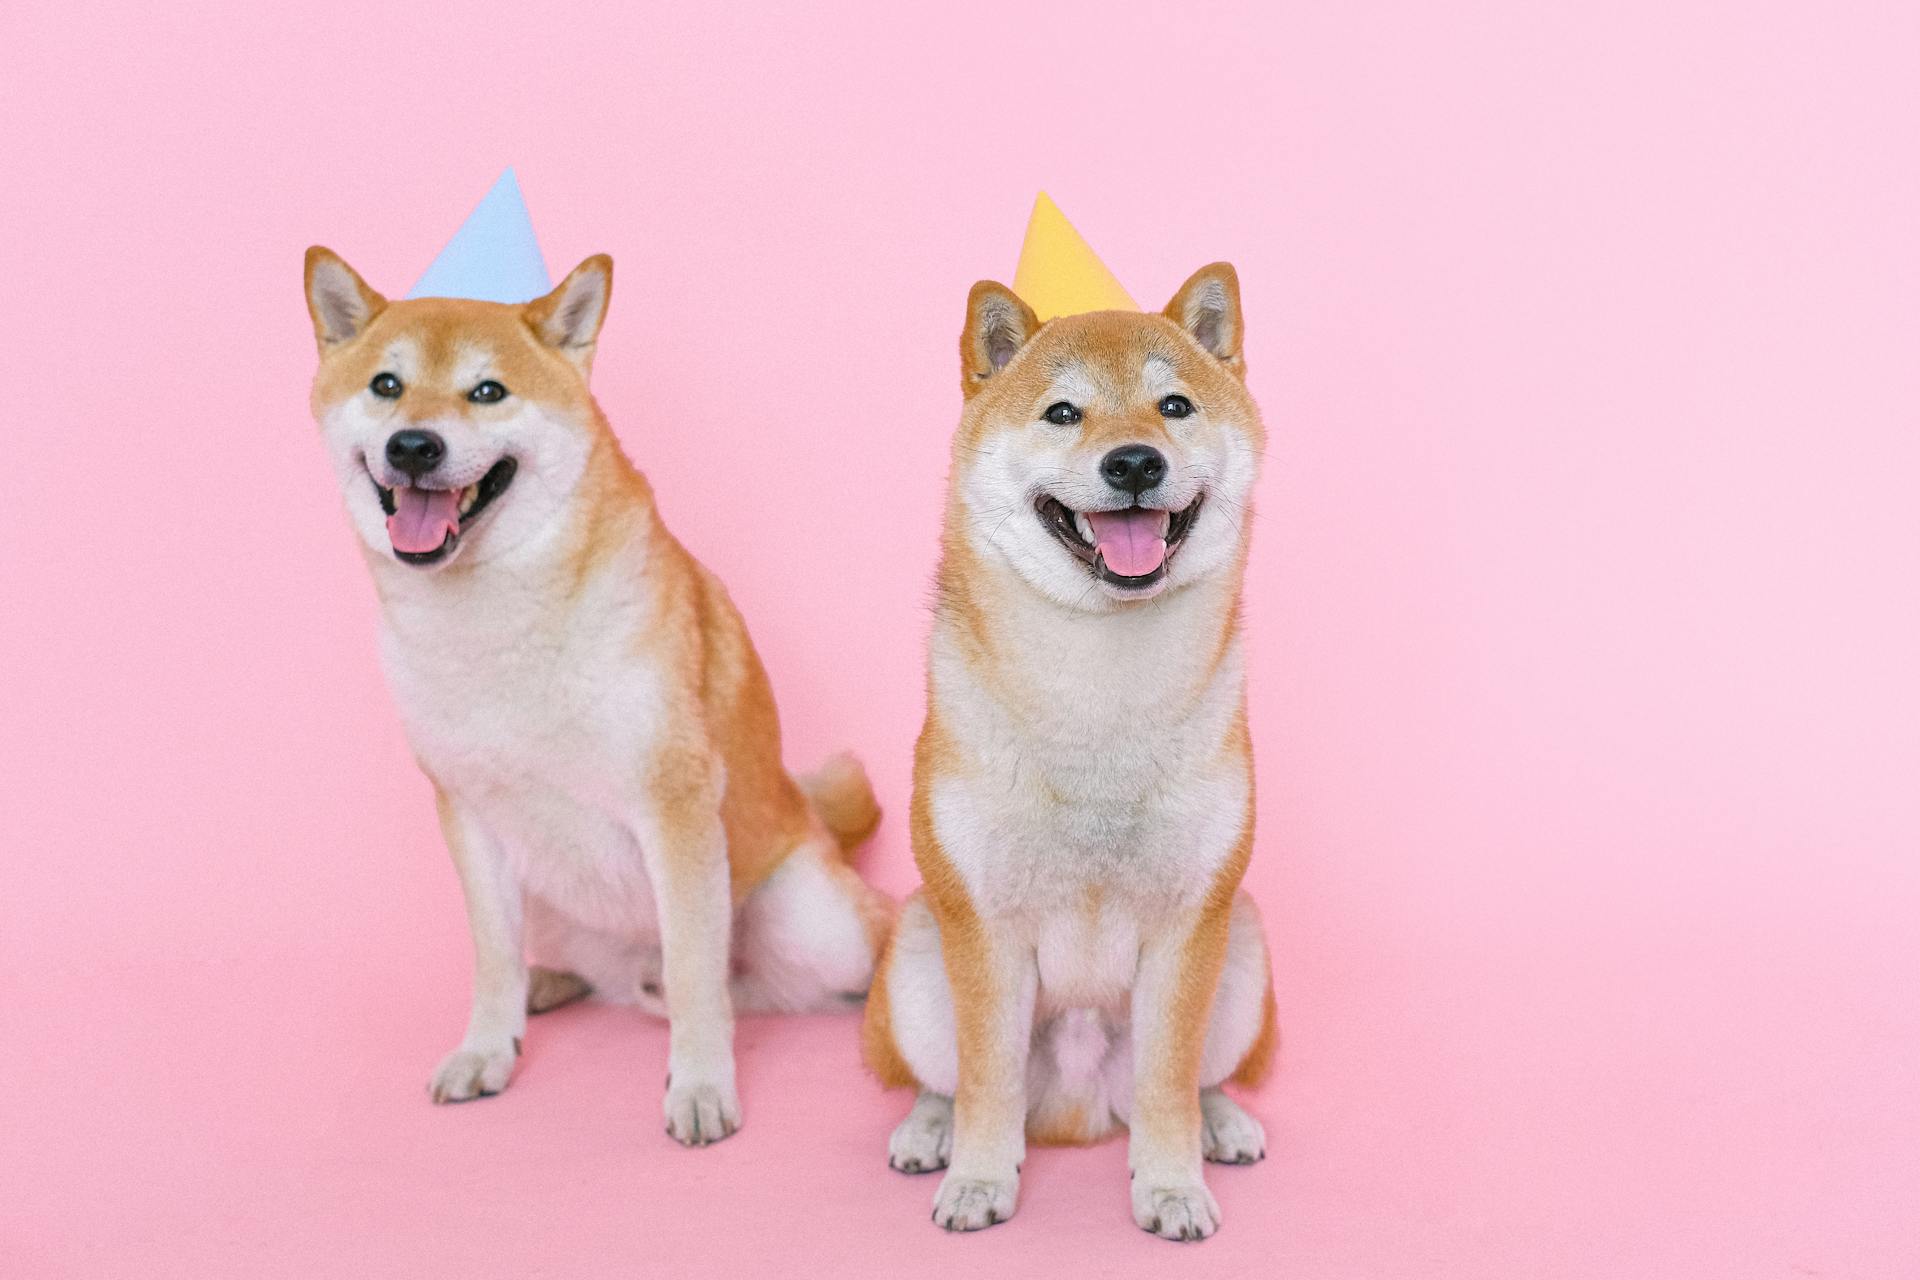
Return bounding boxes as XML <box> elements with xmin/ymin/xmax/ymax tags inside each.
<box><xmin>1010</xmin><ymin>192</ymin><xmax>1137</xmax><ymax>321</ymax></box>
<box><xmin>408</xmin><ymin>168</ymin><xmax>552</xmax><ymax>303</ymax></box>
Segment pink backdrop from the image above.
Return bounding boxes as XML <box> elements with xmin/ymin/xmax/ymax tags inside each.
<box><xmin>4</xmin><ymin>2</ymin><xmax>1916</xmax><ymax>1276</ymax></box>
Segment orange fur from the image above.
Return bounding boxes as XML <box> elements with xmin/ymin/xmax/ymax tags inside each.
<box><xmin>526</xmin><ymin>966</ymin><xmax>592</xmax><ymax>1014</ymax></box>
<box><xmin>306</xmin><ymin>249</ymin><xmax>892</xmax><ymax>1133</ymax></box>
<box><xmin>926</xmin><ymin>279</ymin><xmax>1271</xmax><ymax>1016</ymax></box>
<box><xmin>1026</xmin><ymin>1104</ymin><xmax>1114</xmax><ymax>1147</ymax></box>
<box><xmin>1230</xmin><ymin>982</ymin><xmax>1279</xmax><ymax>1088</ymax></box>
<box><xmin>798</xmin><ymin>754</ymin><xmax>884</xmax><ymax>854</ymax></box>
<box><xmin>861</xmin><ymin>916</ymin><xmax>922</xmax><ymax>1091</ymax></box>
<box><xmin>1133</xmin><ymin>809</ymin><xmax>1257</xmax><ymax>1156</ymax></box>
<box><xmin>306</xmin><ymin>246</ymin><xmax>849</xmax><ymax>901</ymax></box>
<box><xmin>882</xmin><ymin>265</ymin><xmax>1274</xmax><ymax>1234</ymax></box>
<box><xmin>908</xmin><ymin>714</ymin><xmax>1007</xmax><ymax>1125</ymax></box>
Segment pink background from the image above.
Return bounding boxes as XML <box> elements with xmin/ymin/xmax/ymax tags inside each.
<box><xmin>4</xmin><ymin>1</ymin><xmax>1917</xmax><ymax>1275</ymax></box>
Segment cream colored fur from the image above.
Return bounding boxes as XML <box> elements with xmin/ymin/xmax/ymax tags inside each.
<box><xmin>303</xmin><ymin>248</ymin><xmax>891</xmax><ymax>1146</ymax></box>
<box><xmin>866</xmin><ymin>265</ymin><xmax>1276</xmax><ymax>1239</ymax></box>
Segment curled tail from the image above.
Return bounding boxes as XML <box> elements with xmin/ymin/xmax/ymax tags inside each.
<box><xmin>797</xmin><ymin>751</ymin><xmax>882</xmax><ymax>857</ymax></box>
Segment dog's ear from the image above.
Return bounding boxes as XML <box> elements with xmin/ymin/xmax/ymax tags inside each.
<box><xmin>1164</xmin><ymin>262</ymin><xmax>1244</xmax><ymax>376</ymax></box>
<box><xmin>961</xmin><ymin>281</ymin><xmax>1040</xmax><ymax>398</ymax></box>
<box><xmin>526</xmin><ymin>255</ymin><xmax>612</xmax><ymax>371</ymax></box>
<box><xmin>305</xmin><ymin>247</ymin><xmax>386</xmax><ymax>351</ymax></box>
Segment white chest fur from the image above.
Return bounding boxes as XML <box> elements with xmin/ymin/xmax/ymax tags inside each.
<box><xmin>927</xmin><ymin>577</ymin><xmax>1252</xmax><ymax>1007</ymax></box>
<box><xmin>373</xmin><ymin>552</ymin><xmax>670</xmax><ymax>936</ymax></box>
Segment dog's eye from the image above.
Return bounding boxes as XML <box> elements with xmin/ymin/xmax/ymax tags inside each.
<box><xmin>1158</xmin><ymin>394</ymin><xmax>1193</xmax><ymax>419</ymax></box>
<box><xmin>369</xmin><ymin>372</ymin><xmax>403</xmax><ymax>399</ymax></box>
<box><xmin>1043</xmin><ymin>401</ymin><xmax>1082</xmax><ymax>426</ymax></box>
<box><xmin>468</xmin><ymin>380</ymin><xmax>508</xmax><ymax>404</ymax></box>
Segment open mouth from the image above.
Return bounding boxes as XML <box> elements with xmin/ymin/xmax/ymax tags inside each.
<box><xmin>372</xmin><ymin>457</ymin><xmax>517</xmax><ymax>566</ymax></box>
<box><xmin>1036</xmin><ymin>492</ymin><xmax>1203</xmax><ymax>590</ymax></box>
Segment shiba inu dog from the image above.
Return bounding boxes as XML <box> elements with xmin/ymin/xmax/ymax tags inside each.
<box><xmin>863</xmin><ymin>264</ymin><xmax>1275</xmax><ymax>1238</ymax></box>
<box><xmin>302</xmin><ymin>248</ymin><xmax>891</xmax><ymax>1144</ymax></box>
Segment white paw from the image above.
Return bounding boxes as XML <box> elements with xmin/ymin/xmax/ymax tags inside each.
<box><xmin>663</xmin><ymin>1078</ymin><xmax>741</xmax><ymax>1146</ymax></box>
<box><xmin>1201</xmin><ymin>1090</ymin><xmax>1267</xmax><ymax>1164</ymax></box>
<box><xmin>888</xmin><ymin>1095</ymin><xmax>953</xmax><ymax>1174</ymax></box>
<box><xmin>931</xmin><ymin>1172</ymin><xmax>1018</xmax><ymax>1231</ymax></box>
<box><xmin>429</xmin><ymin>1037</ymin><xmax>519</xmax><ymax>1103</ymax></box>
<box><xmin>1132</xmin><ymin>1179</ymin><xmax>1221</xmax><ymax>1242</ymax></box>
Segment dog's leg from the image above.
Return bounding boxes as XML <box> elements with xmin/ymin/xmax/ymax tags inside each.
<box><xmin>931</xmin><ymin>912</ymin><xmax>1036</xmax><ymax>1232</ymax></box>
<box><xmin>1127</xmin><ymin>900</ymin><xmax>1235</xmax><ymax>1241</ymax></box>
<box><xmin>889</xmin><ymin>1091</ymin><xmax>955</xmax><ymax>1174</ymax></box>
<box><xmin>526</xmin><ymin>966</ymin><xmax>592</xmax><ymax>1014</ymax></box>
<box><xmin>869</xmin><ymin>892</ymin><xmax>957</xmax><ymax>1172</ymax></box>
<box><xmin>732</xmin><ymin>836</ymin><xmax>890</xmax><ymax>1013</ymax></box>
<box><xmin>632</xmin><ymin>750</ymin><xmax>739</xmax><ymax>1146</ymax></box>
<box><xmin>428</xmin><ymin>790</ymin><xmax>527</xmax><ymax>1104</ymax></box>
<box><xmin>1196</xmin><ymin>890</ymin><xmax>1273</xmax><ymax>1165</ymax></box>
<box><xmin>1199</xmin><ymin>1088</ymin><xmax>1265</xmax><ymax>1166</ymax></box>
<box><xmin>870</xmin><ymin>892</ymin><xmax>958</xmax><ymax>1091</ymax></box>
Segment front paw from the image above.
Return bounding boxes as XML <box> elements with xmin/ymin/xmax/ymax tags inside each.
<box><xmin>663</xmin><ymin>1077</ymin><xmax>741</xmax><ymax>1146</ymax></box>
<box><xmin>932</xmin><ymin>1171</ymin><xmax>1018</xmax><ymax>1231</ymax></box>
<box><xmin>429</xmin><ymin>1037</ymin><xmax>519</xmax><ymax>1103</ymax></box>
<box><xmin>1132</xmin><ymin>1179</ymin><xmax>1221</xmax><ymax>1242</ymax></box>
<box><xmin>1201</xmin><ymin>1089</ymin><xmax>1267</xmax><ymax>1165</ymax></box>
<box><xmin>888</xmin><ymin>1094</ymin><xmax>953</xmax><ymax>1173</ymax></box>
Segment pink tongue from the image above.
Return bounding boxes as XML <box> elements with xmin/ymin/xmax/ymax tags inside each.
<box><xmin>386</xmin><ymin>487</ymin><xmax>460</xmax><ymax>554</ymax></box>
<box><xmin>1085</xmin><ymin>508</ymin><xmax>1167</xmax><ymax>578</ymax></box>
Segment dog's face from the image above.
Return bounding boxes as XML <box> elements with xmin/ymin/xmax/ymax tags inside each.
<box><xmin>302</xmin><ymin>249</ymin><xmax>613</xmax><ymax>571</ymax></box>
<box><xmin>950</xmin><ymin>264</ymin><xmax>1263</xmax><ymax>609</ymax></box>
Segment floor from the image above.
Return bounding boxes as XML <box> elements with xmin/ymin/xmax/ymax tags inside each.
<box><xmin>8</xmin><ymin>884</ymin><xmax>1914</xmax><ymax>1279</ymax></box>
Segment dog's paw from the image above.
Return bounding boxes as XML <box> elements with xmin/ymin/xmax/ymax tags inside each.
<box><xmin>663</xmin><ymin>1078</ymin><xmax>740</xmax><ymax>1146</ymax></box>
<box><xmin>429</xmin><ymin>1038</ymin><xmax>519</xmax><ymax>1103</ymax></box>
<box><xmin>1201</xmin><ymin>1089</ymin><xmax>1267</xmax><ymax>1165</ymax></box>
<box><xmin>888</xmin><ymin>1094</ymin><xmax>953</xmax><ymax>1174</ymax></box>
<box><xmin>1132</xmin><ymin>1179</ymin><xmax>1222</xmax><ymax>1242</ymax></box>
<box><xmin>526</xmin><ymin>966</ymin><xmax>592</xmax><ymax>1014</ymax></box>
<box><xmin>931</xmin><ymin>1172</ymin><xmax>1017</xmax><ymax>1231</ymax></box>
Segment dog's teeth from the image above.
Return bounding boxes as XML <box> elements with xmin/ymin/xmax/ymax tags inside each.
<box><xmin>1154</xmin><ymin>509</ymin><xmax>1171</xmax><ymax>538</ymax></box>
<box><xmin>1074</xmin><ymin>512</ymin><xmax>1094</xmax><ymax>544</ymax></box>
<box><xmin>459</xmin><ymin>485</ymin><xmax>478</xmax><ymax>515</ymax></box>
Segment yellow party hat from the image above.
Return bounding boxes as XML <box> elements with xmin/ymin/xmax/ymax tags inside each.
<box><xmin>1011</xmin><ymin>193</ymin><xmax>1138</xmax><ymax>322</ymax></box>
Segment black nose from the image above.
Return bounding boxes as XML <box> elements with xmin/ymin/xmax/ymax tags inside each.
<box><xmin>385</xmin><ymin>429</ymin><xmax>446</xmax><ymax>478</ymax></box>
<box><xmin>1100</xmin><ymin>444</ymin><xmax>1167</xmax><ymax>496</ymax></box>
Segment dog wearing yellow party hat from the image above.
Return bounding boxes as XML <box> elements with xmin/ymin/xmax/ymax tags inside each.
<box><xmin>862</xmin><ymin>195</ymin><xmax>1276</xmax><ymax>1239</ymax></box>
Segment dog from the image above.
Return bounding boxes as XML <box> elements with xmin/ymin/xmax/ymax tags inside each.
<box><xmin>862</xmin><ymin>263</ymin><xmax>1276</xmax><ymax>1238</ymax></box>
<box><xmin>302</xmin><ymin>248</ymin><xmax>892</xmax><ymax>1144</ymax></box>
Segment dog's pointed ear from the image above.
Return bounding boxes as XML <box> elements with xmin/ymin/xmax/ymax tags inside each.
<box><xmin>526</xmin><ymin>255</ymin><xmax>612</xmax><ymax>370</ymax></box>
<box><xmin>961</xmin><ymin>281</ymin><xmax>1040</xmax><ymax>398</ymax></box>
<box><xmin>1164</xmin><ymin>262</ymin><xmax>1244</xmax><ymax>375</ymax></box>
<box><xmin>305</xmin><ymin>247</ymin><xmax>386</xmax><ymax>351</ymax></box>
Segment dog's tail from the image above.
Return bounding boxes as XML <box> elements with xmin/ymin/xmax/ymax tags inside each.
<box><xmin>797</xmin><ymin>751</ymin><xmax>882</xmax><ymax>858</ymax></box>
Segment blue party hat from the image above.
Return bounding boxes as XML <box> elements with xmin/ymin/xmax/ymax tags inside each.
<box><xmin>407</xmin><ymin>168</ymin><xmax>552</xmax><ymax>303</ymax></box>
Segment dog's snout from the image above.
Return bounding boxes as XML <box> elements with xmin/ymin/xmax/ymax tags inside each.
<box><xmin>386</xmin><ymin>429</ymin><xmax>447</xmax><ymax>478</ymax></box>
<box><xmin>1100</xmin><ymin>445</ymin><xmax>1167</xmax><ymax>496</ymax></box>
